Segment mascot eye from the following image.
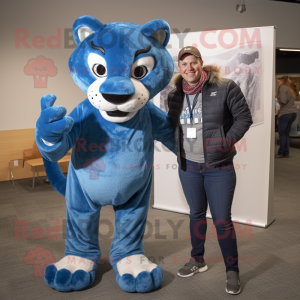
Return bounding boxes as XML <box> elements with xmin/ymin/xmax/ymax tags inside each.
<box><xmin>92</xmin><ymin>64</ymin><xmax>107</xmax><ymax>77</ymax></box>
<box><xmin>132</xmin><ymin>65</ymin><xmax>148</xmax><ymax>79</ymax></box>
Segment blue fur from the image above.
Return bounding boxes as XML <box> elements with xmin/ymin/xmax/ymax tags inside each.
<box><xmin>68</xmin><ymin>20</ymin><xmax>174</xmax><ymax>99</ymax></box>
<box><xmin>115</xmin><ymin>265</ymin><xmax>164</xmax><ymax>293</ymax></box>
<box><xmin>100</xmin><ymin>76</ymin><xmax>135</xmax><ymax>95</ymax></box>
<box><xmin>72</xmin><ymin>16</ymin><xmax>104</xmax><ymax>45</ymax></box>
<box><xmin>141</xmin><ymin>19</ymin><xmax>171</xmax><ymax>47</ymax></box>
<box><xmin>116</xmin><ymin>273</ymin><xmax>136</xmax><ymax>293</ymax></box>
<box><xmin>44</xmin><ymin>263</ymin><xmax>97</xmax><ymax>292</ymax></box>
<box><xmin>150</xmin><ymin>265</ymin><xmax>164</xmax><ymax>289</ymax></box>
<box><xmin>36</xmin><ymin>16</ymin><xmax>175</xmax><ymax>293</ymax></box>
<box><xmin>44</xmin><ymin>264</ymin><xmax>57</xmax><ymax>288</ymax></box>
<box><xmin>43</xmin><ymin>159</ymin><xmax>66</xmax><ymax>196</ymax></box>
<box><xmin>53</xmin><ymin>269</ymin><xmax>72</xmax><ymax>292</ymax></box>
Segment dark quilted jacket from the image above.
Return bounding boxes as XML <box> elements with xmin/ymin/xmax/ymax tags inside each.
<box><xmin>167</xmin><ymin>65</ymin><xmax>253</xmax><ymax>170</ymax></box>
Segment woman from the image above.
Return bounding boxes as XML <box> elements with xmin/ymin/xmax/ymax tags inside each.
<box><xmin>167</xmin><ymin>46</ymin><xmax>253</xmax><ymax>295</ymax></box>
<box><xmin>276</xmin><ymin>76</ymin><xmax>297</xmax><ymax>158</ymax></box>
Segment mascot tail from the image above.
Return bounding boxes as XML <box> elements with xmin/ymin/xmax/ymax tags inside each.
<box><xmin>43</xmin><ymin>158</ymin><xmax>67</xmax><ymax>197</ymax></box>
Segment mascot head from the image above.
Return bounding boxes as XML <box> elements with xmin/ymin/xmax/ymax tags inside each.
<box><xmin>69</xmin><ymin>16</ymin><xmax>174</xmax><ymax>123</ymax></box>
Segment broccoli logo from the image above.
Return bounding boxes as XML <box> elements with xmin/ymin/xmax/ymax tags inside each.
<box><xmin>24</xmin><ymin>56</ymin><xmax>57</xmax><ymax>88</ymax></box>
<box><xmin>24</xmin><ymin>246</ymin><xmax>55</xmax><ymax>277</ymax></box>
<box><xmin>83</xmin><ymin>157</ymin><xmax>106</xmax><ymax>179</ymax></box>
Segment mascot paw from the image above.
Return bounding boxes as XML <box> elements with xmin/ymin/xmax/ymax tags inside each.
<box><xmin>116</xmin><ymin>254</ymin><xmax>163</xmax><ymax>293</ymax></box>
<box><xmin>44</xmin><ymin>255</ymin><xmax>95</xmax><ymax>292</ymax></box>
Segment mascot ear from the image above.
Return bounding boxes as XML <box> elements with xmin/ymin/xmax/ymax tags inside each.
<box><xmin>72</xmin><ymin>15</ymin><xmax>104</xmax><ymax>45</ymax></box>
<box><xmin>141</xmin><ymin>19</ymin><xmax>171</xmax><ymax>47</ymax></box>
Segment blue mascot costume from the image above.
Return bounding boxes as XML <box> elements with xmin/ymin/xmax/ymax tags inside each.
<box><xmin>35</xmin><ymin>16</ymin><xmax>176</xmax><ymax>293</ymax></box>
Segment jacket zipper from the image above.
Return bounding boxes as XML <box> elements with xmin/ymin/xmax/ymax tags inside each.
<box><xmin>201</xmin><ymin>74</ymin><xmax>210</xmax><ymax>167</ymax></box>
<box><xmin>175</xmin><ymin>86</ymin><xmax>185</xmax><ymax>169</ymax></box>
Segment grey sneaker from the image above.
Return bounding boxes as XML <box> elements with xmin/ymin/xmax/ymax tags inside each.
<box><xmin>226</xmin><ymin>271</ymin><xmax>241</xmax><ymax>295</ymax></box>
<box><xmin>177</xmin><ymin>258</ymin><xmax>208</xmax><ymax>278</ymax></box>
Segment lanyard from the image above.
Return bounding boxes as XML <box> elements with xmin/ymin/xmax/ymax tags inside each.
<box><xmin>186</xmin><ymin>91</ymin><xmax>201</xmax><ymax>123</ymax></box>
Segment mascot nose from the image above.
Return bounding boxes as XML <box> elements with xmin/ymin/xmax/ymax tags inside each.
<box><xmin>102</xmin><ymin>93</ymin><xmax>133</xmax><ymax>104</ymax></box>
<box><xmin>100</xmin><ymin>76</ymin><xmax>135</xmax><ymax>104</ymax></box>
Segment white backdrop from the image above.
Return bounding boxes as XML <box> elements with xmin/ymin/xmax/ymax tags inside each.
<box><xmin>153</xmin><ymin>26</ymin><xmax>276</xmax><ymax>228</ymax></box>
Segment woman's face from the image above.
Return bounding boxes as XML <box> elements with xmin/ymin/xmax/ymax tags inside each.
<box><xmin>179</xmin><ymin>54</ymin><xmax>203</xmax><ymax>85</ymax></box>
<box><xmin>278</xmin><ymin>79</ymin><xmax>283</xmax><ymax>86</ymax></box>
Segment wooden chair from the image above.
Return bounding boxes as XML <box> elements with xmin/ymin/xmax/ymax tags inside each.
<box><xmin>23</xmin><ymin>141</ymin><xmax>71</xmax><ymax>190</ymax></box>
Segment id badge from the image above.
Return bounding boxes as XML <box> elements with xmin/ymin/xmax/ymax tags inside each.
<box><xmin>187</xmin><ymin>128</ymin><xmax>197</xmax><ymax>139</ymax></box>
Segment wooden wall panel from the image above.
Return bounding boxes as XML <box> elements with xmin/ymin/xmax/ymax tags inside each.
<box><xmin>0</xmin><ymin>129</ymin><xmax>69</xmax><ymax>182</ymax></box>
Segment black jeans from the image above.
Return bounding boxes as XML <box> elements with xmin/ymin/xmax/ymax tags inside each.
<box><xmin>278</xmin><ymin>113</ymin><xmax>297</xmax><ymax>156</ymax></box>
<box><xmin>179</xmin><ymin>159</ymin><xmax>239</xmax><ymax>273</ymax></box>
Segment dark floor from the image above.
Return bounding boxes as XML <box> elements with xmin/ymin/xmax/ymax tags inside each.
<box><xmin>0</xmin><ymin>144</ymin><xmax>299</xmax><ymax>300</ymax></box>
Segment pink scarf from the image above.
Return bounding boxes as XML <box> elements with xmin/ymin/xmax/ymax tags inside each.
<box><xmin>182</xmin><ymin>70</ymin><xmax>208</xmax><ymax>95</ymax></box>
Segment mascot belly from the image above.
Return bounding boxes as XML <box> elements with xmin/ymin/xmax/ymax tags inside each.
<box><xmin>35</xmin><ymin>15</ymin><xmax>176</xmax><ymax>293</ymax></box>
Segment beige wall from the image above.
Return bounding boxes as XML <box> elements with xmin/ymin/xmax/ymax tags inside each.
<box><xmin>0</xmin><ymin>0</ymin><xmax>299</xmax><ymax>131</ymax></box>
<box><xmin>0</xmin><ymin>0</ymin><xmax>299</xmax><ymax>180</ymax></box>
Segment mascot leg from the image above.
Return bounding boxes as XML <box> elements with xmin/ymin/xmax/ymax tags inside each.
<box><xmin>44</xmin><ymin>175</ymin><xmax>101</xmax><ymax>292</ymax></box>
<box><xmin>110</xmin><ymin>173</ymin><xmax>164</xmax><ymax>293</ymax></box>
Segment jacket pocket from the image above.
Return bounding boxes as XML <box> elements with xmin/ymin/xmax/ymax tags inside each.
<box><xmin>205</xmin><ymin>127</ymin><xmax>221</xmax><ymax>153</ymax></box>
<box><xmin>205</xmin><ymin>126</ymin><xmax>229</xmax><ymax>154</ymax></box>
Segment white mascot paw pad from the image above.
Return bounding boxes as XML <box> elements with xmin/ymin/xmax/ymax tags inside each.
<box><xmin>54</xmin><ymin>255</ymin><xmax>94</xmax><ymax>273</ymax></box>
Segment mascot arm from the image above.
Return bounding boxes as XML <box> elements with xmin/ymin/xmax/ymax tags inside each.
<box><xmin>146</xmin><ymin>101</ymin><xmax>176</xmax><ymax>155</ymax></box>
<box><xmin>36</xmin><ymin>94</ymin><xmax>84</xmax><ymax>162</ymax></box>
